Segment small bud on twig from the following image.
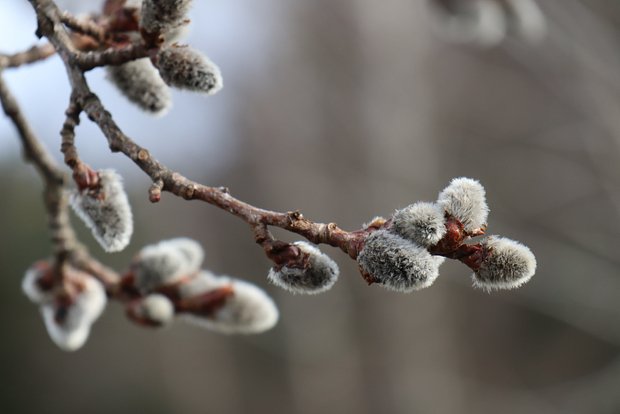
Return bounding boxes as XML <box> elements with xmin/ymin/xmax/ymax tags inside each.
<box><xmin>472</xmin><ymin>236</ymin><xmax>536</xmax><ymax>291</ymax></box>
<box><xmin>267</xmin><ymin>241</ymin><xmax>339</xmax><ymax>294</ymax></box>
<box><xmin>70</xmin><ymin>169</ymin><xmax>134</xmax><ymax>252</ymax></box>
<box><xmin>106</xmin><ymin>58</ymin><xmax>171</xmax><ymax>115</ymax></box>
<box><xmin>357</xmin><ymin>230</ymin><xmax>444</xmax><ymax>292</ymax></box>
<box><xmin>391</xmin><ymin>202</ymin><xmax>447</xmax><ymax>247</ymax></box>
<box><xmin>154</xmin><ymin>45</ymin><xmax>223</xmax><ymax>94</ymax></box>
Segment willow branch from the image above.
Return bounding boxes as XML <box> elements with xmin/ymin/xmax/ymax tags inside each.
<box><xmin>0</xmin><ymin>43</ymin><xmax>56</xmax><ymax>69</ymax></box>
<box><xmin>30</xmin><ymin>0</ymin><xmax>367</xmax><ymax>261</ymax></box>
<box><xmin>0</xmin><ymin>72</ymin><xmax>119</xmax><ymax>288</ymax></box>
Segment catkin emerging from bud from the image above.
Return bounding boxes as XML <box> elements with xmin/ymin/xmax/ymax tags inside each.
<box><xmin>41</xmin><ymin>272</ymin><xmax>107</xmax><ymax>352</ymax></box>
<box><xmin>155</xmin><ymin>45</ymin><xmax>223</xmax><ymax>94</ymax></box>
<box><xmin>70</xmin><ymin>169</ymin><xmax>133</xmax><ymax>252</ymax></box>
<box><xmin>181</xmin><ymin>275</ymin><xmax>279</xmax><ymax>334</ymax></box>
<box><xmin>437</xmin><ymin>177</ymin><xmax>489</xmax><ymax>233</ymax></box>
<box><xmin>268</xmin><ymin>242</ymin><xmax>339</xmax><ymax>294</ymax></box>
<box><xmin>391</xmin><ymin>202</ymin><xmax>447</xmax><ymax>247</ymax></box>
<box><xmin>106</xmin><ymin>58</ymin><xmax>171</xmax><ymax>114</ymax></box>
<box><xmin>473</xmin><ymin>236</ymin><xmax>536</xmax><ymax>291</ymax></box>
<box><xmin>141</xmin><ymin>0</ymin><xmax>193</xmax><ymax>34</ymax></box>
<box><xmin>132</xmin><ymin>238</ymin><xmax>204</xmax><ymax>293</ymax></box>
<box><xmin>357</xmin><ymin>230</ymin><xmax>444</xmax><ymax>293</ymax></box>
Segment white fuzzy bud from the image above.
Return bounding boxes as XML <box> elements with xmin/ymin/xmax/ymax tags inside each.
<box><xmin>141</xmin><ymin>0</ymin><xmax>193</xmax><ymax>34</ymax></box>
<box><xmin>267</xmin><ymin>242</ymin><xmax>339</xmax><ymax>295</ymax></box>
<box><xmin>437</xmin><ymin>177</ymin><xmax>489</xmax><ymax>233</ymax></box>
<box><xmin>391</xmin><ymin>202</ymin><xmax>447</xmax><ymax>247</ymax></box>
<box><xmin>40</xmin><ymin>274</ymin><xmax>107</xmax><ymax>352</ymax></box>
<box><xmin>181</xmin><ymin>275</ymin><xmax>279</xmax><ymax>334</ymax></box>
<box><xmin>157</xmin><ymin>238</ymin><xmax>204</xmax><ymax>273</ymax></box>
<box><xmin>70</xmin><ymin>169</ymin><xmax>133</xmax><ymax>252</ymax></box>
<box><xmin>106</xmin><ymin>58</ymin><xmax>171</xmax><ymax>115</ymax></box>
<box><xmin>22</xmin><ymin>261</ymin><xmax>53</xmax><ymax>304</ymax></box>
<box><xmin>473</xmin><ymin>236</ymin><xmax>536</xmax><ymax>291</ymax></box>
<box><xmin>357</xmin><ymin>230</ymin><xmax>444</xmax><ymax>293</ymax></box>
<box><xmin>155</xmin><ymin>45</ymin><xmax>223</xmax><ymax>94</ymax></box>
<box><xmin>139</xmin><ymin>294</ymin><xmax>175</xmax><ymax>325</ymax></box>
<box><xmin>133</xmin><ymin>239</ymin><xmax>201</xmax><ymax>293</ymax></box>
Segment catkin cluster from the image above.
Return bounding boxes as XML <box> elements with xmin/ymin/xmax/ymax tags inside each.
<box><xmin>104</xmin><ymin>0</ymin><xmax>223</xmax><ymax>114</ymax></box>
<box><xmin>22</xmin><ymin>262</ymin><xmax>107</xmax><ymax>351</ymax></box>
<box><xmin>126</xmin><ymin>238</ymin><xmax>279</xmax><ymax>334</ymax></box>
<box><xmin>357</xmin><ymin>177</ymin><xmax>536</xmax><ymax>292</ymax></box>
<box><xmin>22</xmin><ymin>238</ymin><xmax>279</xmax><ymax>351</ymax></box>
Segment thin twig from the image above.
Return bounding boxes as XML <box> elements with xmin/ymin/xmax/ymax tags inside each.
<box><xmin>0</xmin><ymin>43</ymin><xmax>56</xmax><ymax>69</ymax></box>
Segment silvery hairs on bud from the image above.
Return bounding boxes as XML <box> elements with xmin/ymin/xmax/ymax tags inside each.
<box><xmin>181</xmin><ymin>275</ymin><xmax>279</xmax><ymax>334</ymax></box>
<box><xmin>139</xmin><ymin>294</ymin><xmax>175</xmax><ymax>326</ymax></box>
<box><xmin>41</xmin><ymin>274</ymin><xmax>107</xmax><ymax>351</ymax></box>
<box><xmin>358</xmin><ymin>230</ymin><xmax>445</xmax><ymax>293</ymax></box>
<box><xmin>391</xmin><ymin>202</ymin><xmax>446</xmax><ymax>247</ymax></box>
<box><xmin>133</xmin><ymin>238</ymin><xmax>203</xmax><ymax>293</ymax></box>
<box><xmin>437</xmin><ymin>177</ymin><xmax>489</xmax><ymax>233</ymax></box>
<box><xmin>155</xmin><ymin>45</ymin><xmax>223</xmax><ymax>94</ymax></box>
<box><xmin>70</xmin><ymin>169</ymin><xmax>133</xmax><ymax>252</ymax></box>
<box><xmin>268</xmin><ymin>241</ymin><xmax>339</xmax><ymax>295</ymax></box>
<box><xmin>141</xmin><ymin>0</ymin><xmax>193</xmax><ymax>34</ymax></box>
<box><xmin>473</xmin><ymin>236</ymin><xmax>536</xmax><ymax>291</ymax></box>
<box><xmin>106</xmin><ymin>58</ymin><xmax>171</xmax><ymax>115</ymax></box>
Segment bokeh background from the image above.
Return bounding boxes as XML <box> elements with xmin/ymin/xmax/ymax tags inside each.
<box><xmin>1</xmin><ymin>1</ymin><xmax>620</xmax><ymax>413</ymax></box>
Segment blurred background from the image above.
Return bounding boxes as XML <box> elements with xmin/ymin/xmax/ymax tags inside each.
<box><xmin>1</xmin><ymin>0</ymin><xmax>620</xmax><ymax>413</ymax></box>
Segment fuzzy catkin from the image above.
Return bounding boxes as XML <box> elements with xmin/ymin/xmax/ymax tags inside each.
<box><xmin>141</xmin><ymin>0</ymin><xmax>193</xmax><ymax>34</ymax></box>
<box><xmin>70</xmin><ymin>169</ymin><xmax>133</xmax><ymax>252</ymax></box>
<box><xmin>140</xmin><ymin>294</ymin><xmax>175</xmax><ymax>325</ymax></box>
<box><xmin>437</xmin><ymin>177</ymin><xmax>489</xmax><ymax>233</ymax></box>
<box><xmin>473</xmin><ymin>236</ymin><xmax>536</xmax><ymax>291</ymax></box>
<box><xmin>106</xmin><ymin>58</ymin><xmax>171</xmax><ymax>114</ymax></box>
<box><xmin>267</xmin><ymin>242</ymin><xmax>339</xmax><ymax>294</ymax></box>
<box><xmin>391</xmin><ymin>202</ymin><xmax>446</xmax><ymax>247</ymax></box>
<box><xmin>155</xmin><ymin>45</ymin><xmax>223</xmax><ymax>94</ymax></box>
<box><xmin>158</xmin><ymin>238</ymin><xmax>204</xmax><ymax>273</ymax></box>
<box><xmin>181</xmin><ymin>275</ymin><xmax>279</xmax><ymax>334</ymax></box>
<box><xmin>22</xmin><ymin>261</ymin><xmax>52</xmax><ymax>304</ymax></box>
<box><xmin>41</xmin><ymin>273</ymin><xmax>107</xmax><ymax>352</ymax></box>
<box><xmin>357</xmin><ymin>230</ymin><xmax>444</xmax><ymax>292</ymax></box>
<box><xmin>133</xmin><ymin>244</ymin><xmax>188</xmax><ymax>293</ymax></box>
